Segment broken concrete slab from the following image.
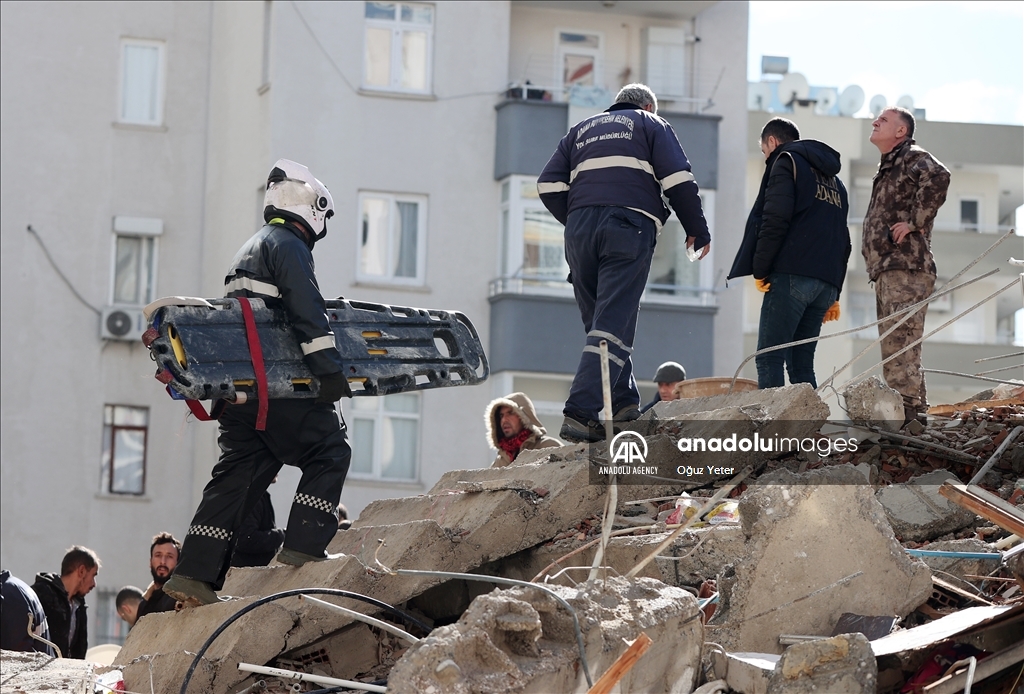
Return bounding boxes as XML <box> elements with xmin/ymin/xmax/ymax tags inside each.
<box><xmin>0</xmin><ymin>649</ymin><xmax>94</xmax><ymax>693</ymax></box>
<box><xmin>709</xmin><ymin>651</ymin><xmax>778</xmax><ymax>694</ymax></box>
<box><xmin>766</xmin><ymin>632</ymin><xmax>877</xmax><ymax>694</ymax></box>
<box><xmin>876</xmin><ymin>470</ymin><xmax>976</xmax><ymax>542</ymax></box>
<box><xmin>841</xmin><ymin>376</ymin><xmax>905</xmax><ymax>432</ymax></box>
<box><xmin>712</xmin><ymin>465</ymin><xmax>932</xmax><ymax>655</ymax></box>
<box><xmin>387</xmin><ymin>577</ymin><xmax>703</xmax><ymax>694</ymax></box>
<box><xmin>116</xmin><ymin>457</ymin><xmax>685</xmax><ymax>693</ymax></box>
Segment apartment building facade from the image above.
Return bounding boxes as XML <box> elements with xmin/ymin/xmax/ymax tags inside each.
<box><xmin>1</xmin><ymin>0</ymin><xmax>748</xmax><ymax>644</ymax></box>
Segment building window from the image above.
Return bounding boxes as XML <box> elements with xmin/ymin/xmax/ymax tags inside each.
<box><xmin>348</xmin><ymin>393</ymin><xmax>419</xmax><ymax>480</ymax></box>
<box><xmin>499</xmin><ymin>176</ymin><xmax>567</xmax><ymax>286</ymax></box>
<box><xmin>363</xmin><ymin>2</ymin><xmax>434</xmax><ymax>94</ymax></box>
<box><xmin>91</xmin><ymin>589</ymin><xmax>130</xmax><ymax>647</ymax></box>
<box><xmin>358</xmin><ymin>192</ymin><xmax>427</xmax><ymax>285</ymax></box>
<box><xmin>557</xmin><ymin>31</ymin><xmax>602</xmax><ymax>91</ymax></box>
<box><xmin>960</xmin><ymin>197</ymin><xmax>981</xmax><ymax>232</ymax></box>
<box><xmin>498</xmin><ymin>177</ymin><xmax>715</xmax><ymax>304</ymax></box>
<box><xmin>101</xmin><ymin>405</ymin><xmax>148</xmax><ymax>495</ymax></box>
<box><xmin>112</xmin><ymin>235</ymin><xmax>156</xmax><ymax>305</ymax></box>
<box><xmin>119</xmin><ymin>39</ymin><xmax>165</xmax><ymax>126</ymax></box>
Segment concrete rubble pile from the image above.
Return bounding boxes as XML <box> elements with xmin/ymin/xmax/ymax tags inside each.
<box><xmin>25</xmin><ymin>382</ymin><xmax>1017</xmax><ymax>693</ymax></box>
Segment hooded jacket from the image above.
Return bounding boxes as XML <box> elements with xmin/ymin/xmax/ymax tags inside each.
<box><xmin>485</xmin><ymin>393</ymin><xmax>560</xmax><ymax>467</ymax></box>
<box><xmin>862</xmin><ymin>138</ymin><xmax>950</xmax><ymax>281</ymax></box>
<box><xmin>31</xmin><ymin>572</ymin><xmax>87</xmax><ymax>659</ymax></box>
<box><xmin>729</xmin><ymin>140</ymin><xmax>851</xmax><ymax>294</ymax></box>
<box><xmin>1</xmin><ymin>570</ymin><xmax>53</xmax><ymax>655</ymax></box>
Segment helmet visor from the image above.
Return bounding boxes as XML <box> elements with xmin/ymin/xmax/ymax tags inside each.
<box><xmin>267</xmin><ymin>179</ymin><xmax>317</xmax><ymax>208</ymax></box>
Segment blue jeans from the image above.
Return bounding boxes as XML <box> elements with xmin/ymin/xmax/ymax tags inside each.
<box><xmin>756</xmin><ymin>273</ymin><xmax>837</xmax><ymax>389</ymax></box>
<box><xmin>563</xmin><ymin>206</ymin><xmax>657</xmax><ymax>421</ymax></box>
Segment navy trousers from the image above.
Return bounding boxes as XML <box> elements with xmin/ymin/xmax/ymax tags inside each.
<box><xmin>175</xmin><ymin>399</ymin><xmax>350</xmax><ymax>589</ymax></box>
<box><xmin>755</xmin><ymin>273</ymin><xmax>837</xmax><ymax>389</ymax></box>
<box><xmin>563</xmin><ymin>206</ymin><xmax>657</xmax><ymax>421</ymax></box>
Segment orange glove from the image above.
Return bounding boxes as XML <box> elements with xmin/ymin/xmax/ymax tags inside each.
<box><xmin>755</xmin><ymin>278</ymin><xmax>771</xmax><ymax>293</ymax></box>
<box><xmin>822</xmin><ymin>301</ymin><xmax>840</xmax><ymax>323</ymax></box>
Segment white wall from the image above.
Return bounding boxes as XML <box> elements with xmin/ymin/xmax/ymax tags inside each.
<box><xmin>0</xmin><ymin>1</ymin><xmax>213</xmax><ymax>594</ymax></box>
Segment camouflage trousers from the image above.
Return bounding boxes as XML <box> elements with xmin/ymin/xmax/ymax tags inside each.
<box><xmin>875</xmin><ymin>269</ymin><xmax>936</xmax><ymax>412</ymax></box>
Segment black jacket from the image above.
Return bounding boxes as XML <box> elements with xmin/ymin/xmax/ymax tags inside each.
<box><xmin>230</xmin><ymin>491</ymin><xmax>285</xmax><ymax>567</ymax></box>
<box><xmin>224</xmin><ymin>222</ymin><xmax>344</xmax><ymax>377</ymax></box>
<box><xmin>31</xmin><ymin>572</ymin><xmax>87</xmax><ymax>659</ymax></box>
<box><xmin>729</xmin><ymin>140</ymin><xmax>851</xmax><ymax>294</ymax></box>
<box><xmin>1</xmin><ymin>570</ymin><xmax>53</xmax><ymax>655</ymax></box>
<box><xmin>136</xmin><ymin>586</ymin><xmax>177</xmax><ymax>620</ymax></box>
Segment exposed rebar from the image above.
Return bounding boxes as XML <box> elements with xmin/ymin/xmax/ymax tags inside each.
<box><xmin>921</xmin><ymin>369</ymin><xmax>1023</xmax><ymax>385</ymax></box>
<box><xmin>968</xmin><ymin>425</ymin><xmax>1024</xmax><ymax>485</ymax></box>
<box><xmin>975</xmin><ymin>351</ymin><xmax>1024</xmax><ymax>363</ymax></box>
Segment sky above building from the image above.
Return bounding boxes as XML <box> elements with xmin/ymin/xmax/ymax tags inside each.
<box><xmin>748</xmin><ymin>1</ymin><xmax>1024</xmax><ymax>125</ymax></box>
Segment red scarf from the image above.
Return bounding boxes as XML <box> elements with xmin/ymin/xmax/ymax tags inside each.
<box><xmin>497</xmin><ymin>427</ymin><xmax>533</xmax><ymax>461</ymax></box>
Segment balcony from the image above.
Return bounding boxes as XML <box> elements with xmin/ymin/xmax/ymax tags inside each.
<box><xmin>488</xmin><ymin>277</ymin><xmax>717</xmax><ymax>378</ymax></box>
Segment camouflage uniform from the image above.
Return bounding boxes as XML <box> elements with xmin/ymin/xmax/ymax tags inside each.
<box><xmin>862</xmin><ymin>138</ymin><xmax>950</xmax><ymax>414</ymax></box>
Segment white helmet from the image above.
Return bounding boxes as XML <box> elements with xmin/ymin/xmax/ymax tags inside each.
<box><xmin>263</xmin><ymin>159</ymin><xmax>334</xmax><ymax>241</ymax></box>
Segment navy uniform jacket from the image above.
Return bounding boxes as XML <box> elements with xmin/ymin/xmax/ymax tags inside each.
<box><xmin>537</xmin><ymin>102</ymin><xmax>710</xmax><ymax>249</ymax></box>
<box><xmin>224</xmin><ymin>221</ymin><xmax>344</xmax><ymax>378</ymax></box>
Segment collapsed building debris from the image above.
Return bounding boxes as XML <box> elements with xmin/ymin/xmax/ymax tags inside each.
<box><xmin>5</xmin><ymin>381</ymin><xmax>1011</xmax><ymax>693</ymax></box>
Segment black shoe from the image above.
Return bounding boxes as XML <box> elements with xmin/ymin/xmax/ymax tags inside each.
<box><xmin>162</xmin><ymin>575</ymin><xmax>221</xmax><ymax>606</ymax></box>
<box><xmin>560</xmin><ymin>414</ymin><xmax>605</xmax><ymax>443</ymax></box>
<box><xmin>613</xmin><ymin>405</ymin><xmax>642</xmax><ymax>422</ymax></box>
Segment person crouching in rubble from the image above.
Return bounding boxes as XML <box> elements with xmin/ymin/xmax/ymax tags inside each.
<box><xmin>486</xmin><ymin>393</ymin><xmax>560</xmax><ymax>467</ymax></box>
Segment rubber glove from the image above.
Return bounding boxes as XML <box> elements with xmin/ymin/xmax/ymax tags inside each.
<box><xmin>755</xmin><ymin>278</ymin><xmax>771</xmax><ymax>293</ymax></box>
<box><xmin>317</xmin><ymin>371</ymin><xmax>353</xmax><ymax>403</ymax></box>
<box><xmin>822</xmin><ymin>301</ymin><xmax>841</xmax><ymax>323</ymax></box>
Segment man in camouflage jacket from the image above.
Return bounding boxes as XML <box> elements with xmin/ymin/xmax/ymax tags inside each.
<box><xmin>863</xmin><ymin>107</ymin><xmax>950</xmax><ymax>423</ymax></box>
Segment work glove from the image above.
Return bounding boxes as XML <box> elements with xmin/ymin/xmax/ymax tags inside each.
<box><xmin>317</xmin><ymin>371</ymin><xmax>353</xmax><ymax>403</ymax></box>
<box><xmin>755</xmin><ymin>278</ymin><xmax>771</xmax><ymax>293</ymax></box>
<box><xmin>822</xmin><ymin>301</ymin><xmax>841</xmax><ymax>323</ymax></box>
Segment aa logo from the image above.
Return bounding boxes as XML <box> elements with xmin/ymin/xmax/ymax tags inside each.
<box><xmin>610</xmin><ymin>431</ymin><xmax>648</xmax><ymax>464</ymax></box>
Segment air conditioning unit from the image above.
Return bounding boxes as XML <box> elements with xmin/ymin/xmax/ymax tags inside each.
<box><xmin>101</xmin><ymin>306</ymin><xmax>146</xmax><ymax>341</ymax></box>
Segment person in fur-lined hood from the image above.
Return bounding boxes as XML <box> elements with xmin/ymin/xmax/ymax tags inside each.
<box><xmin>486</xmin><ymin>392</ymin><xmax>561</xmax><ymax>467</ymax></box>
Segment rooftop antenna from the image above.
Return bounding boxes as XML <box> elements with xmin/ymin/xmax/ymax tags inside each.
<box><xmin>896</xmin><ymin>94</ymin><xmax>915</xmax><ymax>110</ymax></box>
<box><xmin>838</xmin><ymin>85</ymin><xmax>865</xmax><ymax>117</ymax></box>
<box><xmin>814</xmin><ymin>88</ymin><xmax>838</xmax><ymax>115</ymax></box>
<box><xmin>778</xmin><ymin>72</ymin><xmax>809</xmax><ymax>107</ymax></box>
<box><xmin>747</xmin><ymin>82</ymin><xmax>772</xmax><ymax>111</ymax></box>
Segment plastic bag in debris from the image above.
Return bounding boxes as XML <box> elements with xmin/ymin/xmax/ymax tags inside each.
<box><xmin>705</xmin><ymin>501</ymin><xmax>740</xmax><ymax>525</ymax></box>
<box><xmin>666</xmin><ymin>494</ymin><xmax>702</xmax><ymax>525</ymax></box>
<box><xmin>95</xmin><ymin>670</ymin><xmax>124</xmax><ymax>693</ymax></box>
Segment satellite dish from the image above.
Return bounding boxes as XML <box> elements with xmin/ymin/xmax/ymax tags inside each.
<box><xmin>747</xmin><ymin>82</ymin><xmax>773</xmax><ymax>111</ymax></box>
<box><xmin>838</xmin><ymin>85</ymin><xmax>865</xmax><ymax>116</ymax></box>
<box><xmin>896</xmin><ymin>94</ymin><xmax>914</xmax><ymax>110</ymax></box>
<box><xmin>778</xmin><ymin>72</ymin><xmax>810</xmax><ymax>105</ymax></box>
<box><xmin>814</xmin><ymin>88</ymin><xmax>838</xmax><ymax>115</ymax></box>
<box><xmin>869</xmin><ymin>94</ymin><xmax>887</xmax><ymax>118</ymax></box>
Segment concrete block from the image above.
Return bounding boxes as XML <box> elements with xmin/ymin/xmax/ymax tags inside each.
<box><xmin>766</xmin><ymin>633</ymin><xmax>877</xmax><ymax>694</ymax></box>
<box><xmin>0</xmin><ymin>649</ymin><xmax>94</xmax><ymax>693</ymax></box>
<box><xmin>875</xmin><ymin>470</ymin><xmax>976</xmax><ymax>542</ymax></box>
<box><xmin>840</xmin><ymin>377</ymin><xmax>905</xmax><ymax>432</ymax></box>
<box><xmin>710</xmin><ymin>651</ymin><xmax>778</xmax><ymax>694</ymax></box>
<box><xmin>712</xmin><ymin>465</ymin><xmax>932</xmax><ymax>654</ymax></box>
<box><xmin>387</xmin><ymin>577</ymin><xmax>703</xmax><ymax>694</ymax></box>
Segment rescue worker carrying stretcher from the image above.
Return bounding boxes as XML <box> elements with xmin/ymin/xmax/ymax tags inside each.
<box><xmin>164</xmin><ymin>160</ymin><xmax>352</xmax><ymax>606</ymax></box>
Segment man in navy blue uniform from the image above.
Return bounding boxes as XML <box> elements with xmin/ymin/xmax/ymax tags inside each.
<box><xmin>538</xmin><ymin>84</ymin><xmax>711</xmax><ymax>442</ymax></box>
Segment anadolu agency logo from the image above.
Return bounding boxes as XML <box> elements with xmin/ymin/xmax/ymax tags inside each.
<box><xmin>597</xmin><ymin>431</ymin><xmax>658</xmax><ymax>476</ymax></box>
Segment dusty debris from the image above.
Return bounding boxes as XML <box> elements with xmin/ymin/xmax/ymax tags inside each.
<box><xmin>875</xmin><ymin>471</ymin><xmax>976</xmax><ymax>542</ymax></box>
<box><xmin>387</xmin><ymin>577</ymin><xmax>702</xmax><ymax>694</ymax></box>
<box><xmin>0</xmin><ymin>649</ymin><xmax>95</xmax><ymax>693</ymax></box>
<box><xmin>841</xmin><ymin>376</ymin><xmax>905</xmax><ymax>432</ymax></box>
<box><xmin>766</xmin><ymin>632</ymin><xmax>877</xmax><ymax>694</ymax></box>
<box><xmin>711</xmin><ymin>465</ymin><xmax>932</xmax><ymax>654</ymax></box>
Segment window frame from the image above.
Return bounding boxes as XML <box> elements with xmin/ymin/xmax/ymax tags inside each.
<box><xmin>117</xmin><ymin>38</ymin><xmax>166</xmax><ymax>126</ymax></box>
<box><xmin>958</xmin><ymin>195</ymin><xmax>983</xmax><ymax>233</ymax></box>
<box><xmin>100</xmin><ymin>404</ymin><xmax>149</xmax><ymax>496</ymax></box>
<box><xmin>554</xmin><ymin>28</ymin><xmax>605</xmax><ymax>94</ymax></box>
<box><xmin>361</xmin><ymin>2</ymin><xmax>435</xmax><ymax>95</ymax></box>
<box><xmin>108</xmin><ymin>232</ymin><xmax>159</xmax><ymax>307</ymax></box>
<box><xmin>356</xmin><ymin>191</ymin><xmax>428</xmax><ymax>286</ymax></box>
<box><xmin>498</xmin><ymin>175</ymin><xmax>569</xmax><ymax>285</ymax></box>
<box><xmin>346</xmin><ymin>393</ymin><xmax>421</xmax><ymax>482</ymax></box>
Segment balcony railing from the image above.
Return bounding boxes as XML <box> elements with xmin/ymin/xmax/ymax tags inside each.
<box><xmin>489</xmin><ymin>276</ymin><xmax>718</xmax><ymax>307</ymax></box>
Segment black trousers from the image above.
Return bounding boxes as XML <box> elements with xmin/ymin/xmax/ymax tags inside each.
<box><xmin>176</xmin><ymin>399</ymin><xmax>350</xmax><ymax>589</ymax></box>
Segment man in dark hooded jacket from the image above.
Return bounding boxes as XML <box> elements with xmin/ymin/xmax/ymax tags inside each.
<box><xmin>728</xmin><ymin>118</ymin><xmax>851</xmax><ymax>389</ymax></box>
